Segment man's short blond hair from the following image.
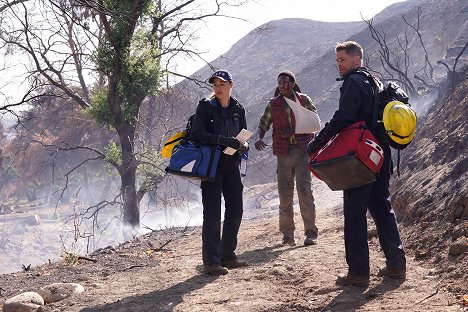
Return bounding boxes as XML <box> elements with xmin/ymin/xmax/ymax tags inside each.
<box><xmin>335</xmin><ymin>41</ymin><xmax>363</xmax><ymax>58</ymax></box>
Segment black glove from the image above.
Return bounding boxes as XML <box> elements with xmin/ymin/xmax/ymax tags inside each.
<box><xmin>217</xmin><ymin>135</ymin><xmax>240</xmax><ymax>149</ymax></box>
<box><xmin>237</xmin><ymin>142</ymin><xmax>249</xmax><ymax>155</ymax></box>
<box><xmin>307</xmin><ymin>122</ymin><xmax>334</xmax><ymax>156</ymax></box>
<box><xmin>307</xmin><ymin>139</ymin><xmax>321</xmax><ymax>157</ymax></box>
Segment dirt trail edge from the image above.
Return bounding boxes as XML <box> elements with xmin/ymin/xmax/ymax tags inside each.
<box><xmin>0</xmin><ymin>180</ymin><xmax>464</xmax><ymax>312</ymax></box>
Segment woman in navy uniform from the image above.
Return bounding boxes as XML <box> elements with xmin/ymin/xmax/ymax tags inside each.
<box><xmin>190</xmin><ymin>70</ymin><xmax>249</xmax><ymax>275</ymax></box>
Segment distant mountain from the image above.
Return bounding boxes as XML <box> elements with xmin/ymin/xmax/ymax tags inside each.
<box><xmin>167</xmin><ymin>0</ymin><xmax>467</xmax><ymax>185</ymax></box>
<box><xmin>190</xmin><ymin>18</ymin><xmax>364</xmax><ymax>107</ymax></box>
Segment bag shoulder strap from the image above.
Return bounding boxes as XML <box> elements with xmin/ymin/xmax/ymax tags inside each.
<box><xmin>197</xmin><ymin>97</ymin><xmax>219</xmax><ymax>120</ymax></box>
<box><xmin>349</xmin><ymin>69</ymin><xmax>381</xmax><ymax>131</ymax></box>
<box><xmin>164</xmin><ymin>133</ymin><xmax>186</xmax><ymax>147</ymax></box>
<box><xmin>199</xmin><ymin>97</ymin><xmax>218</xmax><ymax>108</ymax></box>
<box><xmin>230</xmin><ymin>97</ymin><xmax>244</xmax><ymax>117</ymax></box>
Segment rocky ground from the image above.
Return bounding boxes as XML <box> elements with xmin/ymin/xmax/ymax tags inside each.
<box><xmin>0</xmin><ymin>180</ymin><xmax>467</xmax><ymax>311</ymax></box>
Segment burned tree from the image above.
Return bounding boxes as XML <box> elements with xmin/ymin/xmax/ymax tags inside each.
<box><xmin>0</xmin><ymin>0</ymin><xmax>249</xmax><ymax>240</ymax></box>
<box><xmin>363</xmin><ymin>7</ymin><xmax>440</xmax><ymax>96</ymax></box>
<box><xmin>437</xmin><ymin>40</ymin><xmax>468</xmax><ymax>92</ymax></box>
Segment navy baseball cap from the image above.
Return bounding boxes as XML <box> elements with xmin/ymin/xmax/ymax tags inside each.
<box><xmin>208</xmin><ymin>70</ymin><xmax>232</xmax><ymax>83</ymax></box>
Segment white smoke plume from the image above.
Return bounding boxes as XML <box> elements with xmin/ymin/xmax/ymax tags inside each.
<box><xmin>410</xmin><ymin>89</ymin><xmax>439</xmax><ymax>118</ymax></box>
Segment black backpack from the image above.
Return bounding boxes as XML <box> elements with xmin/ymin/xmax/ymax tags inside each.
<box><xmin>353</xmin><ymin>69</ymin><xmax>416</xmax><ymax>175</ymax></box>
<box><xmin>353</xmin><ymin>69</ymin><xmax>412</xmax><ymax>150</ymax></box>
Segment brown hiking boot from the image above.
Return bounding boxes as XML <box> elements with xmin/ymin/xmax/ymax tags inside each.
<box><xmin>335</xmin><ymin>274</ymin><xmax>370</xmax><ymax>287</ymax></box>
<box><xmin>304</xmin><ymin>231</ymin><xmax>317</xmax><ymax>246</ymax></box>
<box><xmin>204</xmin><ymin>264</ymin><xmax>228</xmax><ymax>275</ymax></box>
<box><xmin>282</xmin><ymin>235</ymin><xmax>296</xmax><ymax>246</ymax></box>
<box><xmin>221</xmin><ymin>258</ymin><xmax>249</xmax><ymax>269</ymax></box>
<box><xmin>377</xmin><ymin>267</ymin><xmax>406</xmax><ymax>280</ymax></box>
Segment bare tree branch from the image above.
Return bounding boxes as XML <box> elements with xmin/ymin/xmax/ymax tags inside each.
<box><xmin>0</xmin><ymin>0</ymin><xmax>28</xmax><ymax>12</ymax></box>
<box><xmin>451</xmin><ymin>40</ymin><xmax>468</xmax><ymax>90</ymax></box>
<box><xmin>363</xmin><ymin>16</ymin><xmax>417</xmax><ymax>94</ymax></box>
<box><xmin>402</xmin><ymin>7</ymin><xmax>435</xmax><ymax>83</ymax></box>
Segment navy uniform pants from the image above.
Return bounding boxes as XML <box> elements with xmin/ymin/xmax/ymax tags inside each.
<box><xmin>201</xmin><ymin>155</ymin><xmax>243</xmax><ymax>265</ymax></box>
<box><xmin>343</xmin><ymin>146</ymin><xmax>406</xmax><ymax>276</ymax></box>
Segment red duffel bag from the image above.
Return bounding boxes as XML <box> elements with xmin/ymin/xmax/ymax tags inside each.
<box><xmin>308</xmin><ymin>121</ymin><xmax>384</xmax><ymax>191</ymax></box>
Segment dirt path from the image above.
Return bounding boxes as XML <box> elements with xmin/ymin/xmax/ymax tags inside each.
<box><xmin>0</xmin><ymin>180</ymin><xmax>464</xmax><ymax>311</ymax></box>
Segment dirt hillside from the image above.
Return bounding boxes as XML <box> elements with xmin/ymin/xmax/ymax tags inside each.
<box><xmin>1</xmin><ymin>180</ymin><xmax>466</xmax><ymax>312</ymax></box>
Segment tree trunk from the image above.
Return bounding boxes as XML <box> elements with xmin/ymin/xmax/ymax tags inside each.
<box><xmin>118</xmin><ymin>125</ymin><xmax>140</xmax><ymax>241</ymax></box>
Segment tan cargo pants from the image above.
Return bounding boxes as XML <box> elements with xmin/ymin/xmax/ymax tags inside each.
<box><xmin>277</xmin><ymin>145</ymin><xmax>318</xmax><ymax>238</ymax></box>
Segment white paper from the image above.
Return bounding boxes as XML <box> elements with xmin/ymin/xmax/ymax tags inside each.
<box><xmin>223</xmin><ymin>128</ymin><xmax>253</xmax><ymax>155</ymax></box>
<box><xmin>284</xmin><ymin>96</ymin><xmax>321</xmax><ymax>134</ymax></box>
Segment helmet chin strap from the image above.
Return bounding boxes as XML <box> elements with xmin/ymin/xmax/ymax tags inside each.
<box><xmin>387</xmin><ymin>130</ymin><xmax>411</xmax><ymax>140</ymax></box>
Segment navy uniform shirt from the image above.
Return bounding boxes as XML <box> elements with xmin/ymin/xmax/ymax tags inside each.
<box><xmin>329</xmin><ymin>67</ymin><xmax>375</xmax><ymax>133</ymax></box>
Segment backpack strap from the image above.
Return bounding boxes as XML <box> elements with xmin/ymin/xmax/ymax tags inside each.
<box><xmin>198</xmin><ymin>97</ymin><xmax>219</xmax><ymax>130</ymax></box>
<box><xmin>350</xmin><ymin>69</ymin><xmax>401</xmax><ymax>176</ymax></box>
<box><xmin>208</xmin><ymin>97</ymin><xmax>218</xmax><ymax>107</ymax></box>
<box><xmin>164</xmin><ymin>135</ymin><xmax>185</xmax><ymax>147</ymax></box>
<box><xmin>230</xmin><ymin>96</ymin><xmax>243</xmax><ymax>118</ymax></box>
<box><xmin>396</xmin><ymin>150</ymin><xmax>401</xmax><ymax>177</ymax></box>
<box><xmin>370</xmin><ymin>78</ymin><xmax>380</xmax><ymax>133</ymax></box>
<box><xmin>349</xmin><ymin>69</ymin><xmax>381</xmax><ymax>132</ymax></box>
<box><xmin>184</xmin><ymin>98</ymin><xmax>218</xmax><ymax>140</ymax></box>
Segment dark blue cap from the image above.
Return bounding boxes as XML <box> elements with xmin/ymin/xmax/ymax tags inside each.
<box><xmin>208</xmin><ymin>70</ymin><xmax>232</xmax><ymax>83</ymax></box>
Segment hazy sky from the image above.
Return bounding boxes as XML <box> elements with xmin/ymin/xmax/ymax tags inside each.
<box><xmin>176</xmin><ymin>0</ymin><xmax>405</xmax><ymax>76</ymax></box>
<box><xmin>0</xmin><ymin>0</ymin><xmax>405</xmax><ymax>105</ymax></box>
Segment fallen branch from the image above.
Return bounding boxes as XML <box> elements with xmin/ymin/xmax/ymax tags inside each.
<box><xmin>145</xmin><ymin>239</ymin><xmax>174</xmax><ymax>256</ymax></box>
<box><xmin>142</xmin><ymin>225</ymin><xmax>155</xmax><ymax>232</ymax></box>
<box><xmin>78</xmin><ymin>256</ymin><xmax>97</xmax><ymax>263</ymax></box>
<box><xmin>22</xmin><ymin>264</ymin><xmax>31</xmax><ymax>272</ymax></box>
<box><xmin>183</xmin><ymin>230</ymin><xmax>195</xmax><ymax>236</ymax></box>
<box><xmin>121</xmin><ymin>265</ymin><xmax>146</xmax><ymax>272</ymax></box>
<box><xmin>416</xmin><ymin>288</ymin><xmax>439</xmax><ymax>304</ymax></box>
<box><xmin>153</xmin><ymin>239</ymin><xmax>173</xmax><ymax>252</ymax></box>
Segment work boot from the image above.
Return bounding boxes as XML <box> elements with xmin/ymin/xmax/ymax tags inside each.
<box><xmin>377</xmin><ymin>266</ymin><xmax>406</xmax><ymax>280</ymax></box>
<box><xmin>335</xmin><ymin>274</ymin><xmax>370</xmax><ymax>287</ymax></box>
<box><xmin>304</xmin><ymin>231</ymin><xmax>317</xmax><ymax>246</ymax></box>
<box><xmin>221</xmin><ymin>258</ymin><xmax>249</xmax><ymax>269</ymax></box>
<box><xmin>282</xmin><ymin>235</ymin><xmax>296</xmax><ymax>246</ymax></box>
<box><xmin>204</xmin><ymin>264</ymin><xmax>228</xmax><ymax>275</ymax></box>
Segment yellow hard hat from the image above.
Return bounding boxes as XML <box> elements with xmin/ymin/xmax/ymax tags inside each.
<box><xmin>161</xmin><ymin>131</ymin><xmax>187</xmax><ymax>158</ymax></box>
<box><xmin>382</xmin><ymin>101</ymin><xmax>417</xmax><ymax>145</ymax></box>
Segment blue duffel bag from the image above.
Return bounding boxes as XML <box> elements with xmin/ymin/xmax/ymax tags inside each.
<box><xmin>165</xmin><ymin>140</ymin><xmax>221</xmax><ymax>182</ymax></box>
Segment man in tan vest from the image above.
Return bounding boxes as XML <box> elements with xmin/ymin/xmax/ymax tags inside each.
<box><xmin>254</xmin><ymin>70</ymin><xmax>320</xmax><ymax>246</ymax></box>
